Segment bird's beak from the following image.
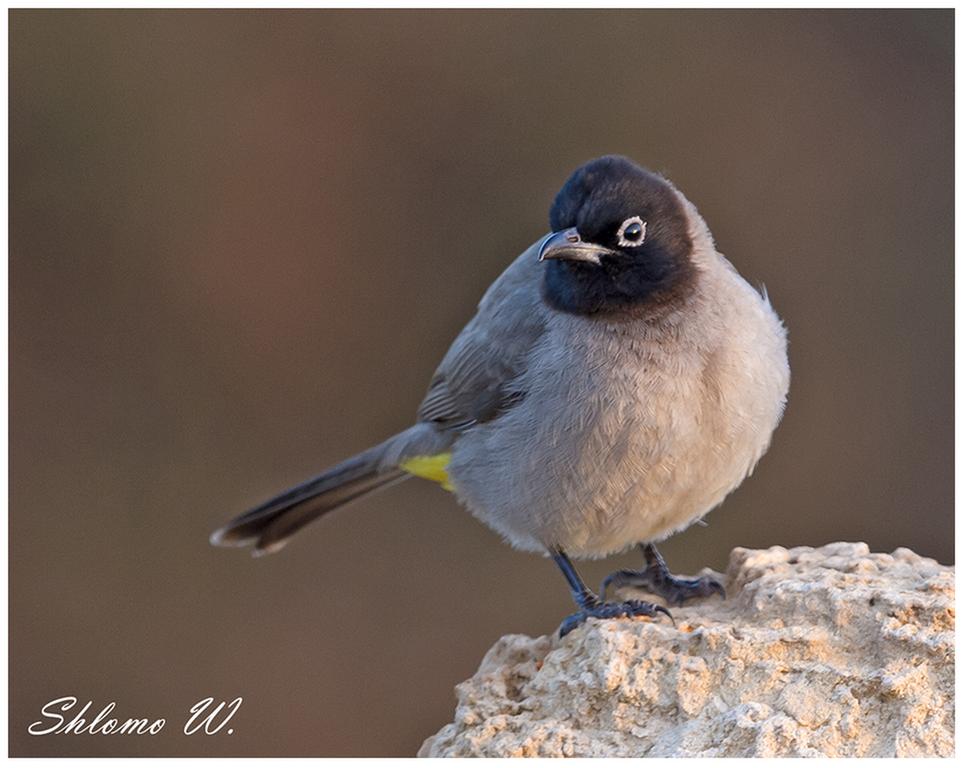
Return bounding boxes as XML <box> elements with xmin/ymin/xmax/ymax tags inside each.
<box><xmin>538</xmin><ymin>228</ymin><xmax>610</xmax><ymax>266</ymax></box>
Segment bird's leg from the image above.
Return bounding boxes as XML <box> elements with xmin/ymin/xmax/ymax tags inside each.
<box><xmin>551</xmin><ymin>546</ymin><xmax>672</xmax><ymax>637</ymax></box>
<box><xmin>600</xmin><ymin>543</ymin><xmax>725</xmax><ymax>606</ymax></box>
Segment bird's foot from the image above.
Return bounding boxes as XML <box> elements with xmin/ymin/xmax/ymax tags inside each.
<box><xmin>600</xmin><ymin>544</ymin><xmax>726</xmax><ymax>606</ymax></box>
<box><xmin>558</xmin><ymin>598</ymin><xmax>672</xmax><ymax>637</ymax></box>
<box><xmin>601</xmin><ymin>569</ymin><xmax>725</xmax><ymax>606</ymax></box>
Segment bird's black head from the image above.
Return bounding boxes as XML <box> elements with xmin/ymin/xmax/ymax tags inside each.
<box><xmin>540</xmin><ymin>155</ymin><xmax>696</xmax><ymax>317</ymax></box>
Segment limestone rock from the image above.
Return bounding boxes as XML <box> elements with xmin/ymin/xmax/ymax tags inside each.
<box><xmin>419</xmin><ymin>542</ymin><xmax>954</xmax><ymax>757</ymax></box>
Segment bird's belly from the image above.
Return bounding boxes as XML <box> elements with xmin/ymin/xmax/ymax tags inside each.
<box><xmin>447</xmin><ymin>348</ymin><xmax>783</xmax><ymax>558</ymax></box>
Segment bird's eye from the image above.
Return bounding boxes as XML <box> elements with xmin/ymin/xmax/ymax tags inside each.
<box><xmin>617</xmin><ymin>216</ymin><xmax>647</xmax><ymax>247</ymax></box>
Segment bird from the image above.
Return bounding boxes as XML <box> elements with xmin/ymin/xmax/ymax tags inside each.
<box><xmin>211</xmin><ymin>155</ymin><xmax>790</xmax><ymax>637</ymax></box>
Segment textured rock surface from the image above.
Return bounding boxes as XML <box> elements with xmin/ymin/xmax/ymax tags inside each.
<box><xmin>420</xmin><ymin>542</ymin><xmax>954</xmax><ymax>757</ymax></box>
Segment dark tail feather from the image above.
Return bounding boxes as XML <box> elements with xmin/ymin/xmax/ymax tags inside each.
<box><xmin>210</xmin><ymin>442</ymin><xmax>407</xmax><ymax>556</ymax></box>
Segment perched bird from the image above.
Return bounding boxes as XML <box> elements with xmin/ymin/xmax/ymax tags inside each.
<box><xmin>211</xmin><ymin>155</ymin><xmax>789</xmax><ymax>636</ymax></box>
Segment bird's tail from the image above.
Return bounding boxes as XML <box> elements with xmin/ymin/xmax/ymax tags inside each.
<box><xmin>210</xmin><ymin>436</ymin><xmax>410</xmax><ymax>557</ymax></box>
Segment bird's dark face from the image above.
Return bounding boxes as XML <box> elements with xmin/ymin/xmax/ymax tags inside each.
<box><xmin>540</xmin><ymin>156</ymin><xmax>696</xmax><ymax>317</ymax></box>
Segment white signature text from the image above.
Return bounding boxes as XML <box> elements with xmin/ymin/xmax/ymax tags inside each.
<box><xmin>28</xmin><ymin>696</ymin><xmax>243</xmax><ymax>736</ymax></box>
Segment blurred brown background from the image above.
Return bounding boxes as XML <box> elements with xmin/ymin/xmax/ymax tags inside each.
<box><xmin>9</xmin><ymin>9</ymin><xmax>953</xmax><ymax>757</ymax></box>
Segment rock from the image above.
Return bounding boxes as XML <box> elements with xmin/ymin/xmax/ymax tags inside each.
<box><xmin>419</xmin><ymin>542</ymin><xmax>954</xmax><ymax>757</ymax></box>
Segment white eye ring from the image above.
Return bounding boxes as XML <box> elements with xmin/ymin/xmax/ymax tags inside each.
<box><xmin>617</xmin><ymin>216</ymin><xmax>647</xmax><ymax>248</ymax></box>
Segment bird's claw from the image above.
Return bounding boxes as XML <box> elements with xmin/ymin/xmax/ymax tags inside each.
<box><xmin>601</xmin><ymin>569</ymin><xmax>726</xmax><ymax>607</ymax></box>
<box><xmin>558</xmin><ymin>599</ymin><xmax>673</xmax><ymax>637</ymax></box>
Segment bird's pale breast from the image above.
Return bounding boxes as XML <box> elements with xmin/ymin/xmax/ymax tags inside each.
<box><xmin>446</xmin><ymin>256</ymin><xmax>789</xmax><ymax>558</ymax></box>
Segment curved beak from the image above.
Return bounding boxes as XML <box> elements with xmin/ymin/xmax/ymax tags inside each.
<box><xmin>537</xmin><ymin>228</ymin><xmax>610</xmax><ymax>266</ymax></box>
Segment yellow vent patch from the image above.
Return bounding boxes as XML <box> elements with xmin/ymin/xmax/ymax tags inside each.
<box><xmin>399</xmin><ymin>452</ymin><xmax>453</xmax><ymax>491</ymax></box>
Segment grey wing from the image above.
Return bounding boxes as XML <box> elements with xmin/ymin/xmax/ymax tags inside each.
<box><xmin>417</xmin><ymin>238</ymin><xmax>549</xmax><ymax>431</ymax></box>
